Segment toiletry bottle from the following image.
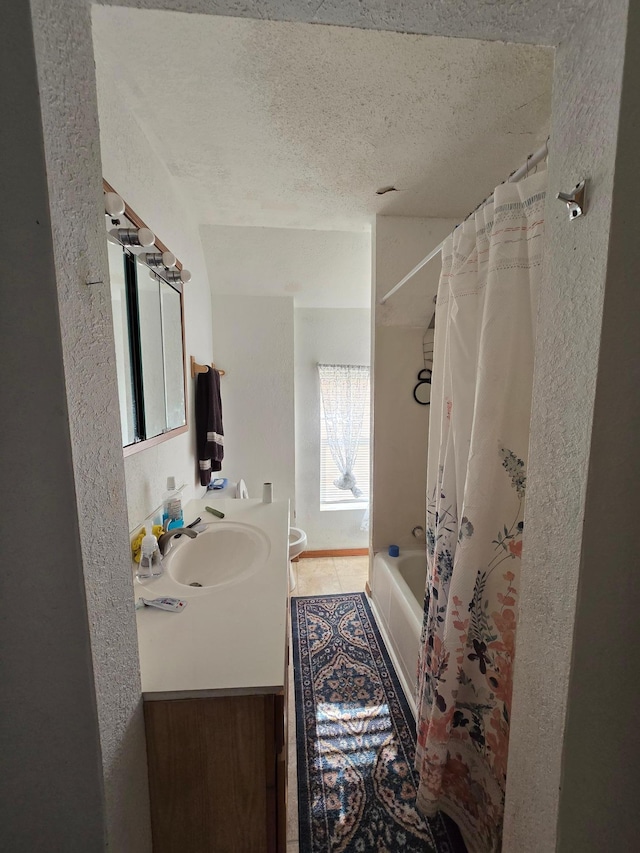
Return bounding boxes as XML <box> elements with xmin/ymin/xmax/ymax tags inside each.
<box><xmin>149</xmin><ymin>535</ymin><xmax>163</xmax><ymax>578</ymax></box>
<box><xmin>137</xmin><ymin>534</ymin><xmax>158</xmax><ymax>580</ymax></box>
<box><xmin>162</xmin><ymin>476</ymin><xmax>184</xmax><ymax>530</ymax></box>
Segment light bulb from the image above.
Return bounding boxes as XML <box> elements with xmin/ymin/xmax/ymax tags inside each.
<box><xmin>144</xmin><ymin>252</ymin><xmax>163</xmax><ymax>268</ymax></box>
<box><xmin>113</xmin><ymin>227</ymin><xmax>156</xmax><ymax>248</ymax></box>
<box><xmin>144</xmin><ymin>251</ymin><xmax>177</xmax><ymax>270</ymax></box>
<box><xmin>104</xmin><ymin>191</ymin><xmax>125</xmax><ymax>217</ymax></box>
<box><xmin>137</xmin><ymin>227</ymin><xmax>155</xmax><ymax>248</ymax></box>
<box><xmin>166</xmin><ymin>268</ymin><xmax>191</xmax><ymax>284</ymax></box>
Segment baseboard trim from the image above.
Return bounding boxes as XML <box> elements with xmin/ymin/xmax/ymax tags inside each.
<box><xmin>298</xmin><ymin>548</ymin><xmax>369</xmax><ymax>559</ymax></box>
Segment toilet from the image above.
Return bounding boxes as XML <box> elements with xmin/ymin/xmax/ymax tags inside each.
<box><xmin>288</xmin><ymin>527</ymin><xmax>307</xmax><ymax>592</ymax></box>
<box><xmin>289</xmin><ymin>527</ymin><xmax>307</xmax><ymax>560</ymax></box>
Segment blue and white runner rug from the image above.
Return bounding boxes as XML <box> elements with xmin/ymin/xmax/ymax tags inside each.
<box><xmin>292</xmin><ymin>593</ymin><xmax>465</xmax><ymax>852</ymax></box>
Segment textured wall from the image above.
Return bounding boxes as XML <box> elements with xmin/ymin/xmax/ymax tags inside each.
<box><xmin>92</xmin><ymin>54</ymin><xmax>215</xmax><ymax>528</ymax></box>
<box><xmin>504</xmin><ymin>2</ymin><xmax>630</xmax><ymax>850</ymax></box>
<box><xmin>553</xmin><ymin>0</ymin><xmax>640</xmax><ymax>847</ymax></box>
<box><xmin>211</xmin><ymin>296</ymin><xmax>296</xmax><ymax>506</ymax></box>
<box><xmin>294</xmin><ymin>308</ymin><xmax>371</xmax><ymax>549</ymax></box>
<box><xmin>0</xmin><ymin>4</ymin><xmax>107</xmax><ymax>848</ymax></box>
<box><xmin>29</xmin><ymin>0</ymin><xmax>152</xmax><ymax>849</ymax></box>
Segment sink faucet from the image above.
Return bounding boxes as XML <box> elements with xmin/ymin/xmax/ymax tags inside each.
<box><xmin>157</xmin><ymin>527</ymin><xmax>198</xmax><ymax>556</ymax></box>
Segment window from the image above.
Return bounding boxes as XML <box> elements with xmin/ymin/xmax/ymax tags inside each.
<box><xmin>318</xmin><ymin>364</ymin><xmax>370</xmax><ymax>510</ymax></box>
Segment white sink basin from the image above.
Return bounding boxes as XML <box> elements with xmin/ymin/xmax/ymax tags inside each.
<box><xmin>164</xmin><ymin>522</ymin><xmax>270</xmax><ymax>589</ymax></box>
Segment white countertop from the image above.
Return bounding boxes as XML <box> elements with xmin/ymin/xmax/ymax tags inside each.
<box><xmin>134</xmin><ymin>498</ymin><xmax>290</xmax><ymax>700</ymax></box>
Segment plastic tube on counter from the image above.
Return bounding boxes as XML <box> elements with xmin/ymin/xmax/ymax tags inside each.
<box><xmin>136</xmin><ymin>597</ymin><xmax>187</xmax><ymax>612</ymax></box>
<box><xmin>205</xmin><ymin>506</ymin><xmax>225</xmax><ymax>518</ymax></box>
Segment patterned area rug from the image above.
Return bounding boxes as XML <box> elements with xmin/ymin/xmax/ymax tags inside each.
<box><xmin>292</xmin><ymin>593</ymin><xmax>466</xmax><ymax>853</ymax></box>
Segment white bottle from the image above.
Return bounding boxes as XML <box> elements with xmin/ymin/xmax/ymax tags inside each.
<box><xmin>162</xmin><ymin>476</ymin><xmax>184</xmax><ymax>530</ymax></box>
<box><xmin>149</xmin><ymin>536</ymin><xmax>164</xmax><ymax>578</ymax></box>
<box><xmin>137</xmin><ymin>534</ymin><xmax>158</xmax><ymax>580</ymax></box>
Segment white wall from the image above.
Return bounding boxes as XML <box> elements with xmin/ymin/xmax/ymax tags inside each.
<box><xmin>371</xmin><ymin>216</ymin><xmax>457</xmax><ymax>554</ymax></box>
<box><xmin>374</xmin><ymin>216</ymin><xmax>457</xmax><ymax>328</ymax></box>
<box><xmin>93</xmin><ymin>44</ymin><xmax>214</xmax><ymax>528</ymax></box>
<box><xmin>211</xmin><ymin>295</ymin><xmax>295</xmax><ymax>507</ymax></box>
<box><xmin>372</xmin><ymin>325</ymin><xmax>431</xmax><ymax>552</ymax></box>
<box><xmin>201</xmin><ymin>225</ymin><xmax>371</xmax><ymax>308</ymax></box>
<box><xmin>294</xmin><ymin>308</ymin><xmax>370</xmax><ymax>549</ymax></box>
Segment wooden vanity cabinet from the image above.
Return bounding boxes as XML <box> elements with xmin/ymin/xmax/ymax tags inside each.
<box><xmin>144</xmin><ymin>688</ymin><xmax>287</xmax><ymax>853</ymax></box>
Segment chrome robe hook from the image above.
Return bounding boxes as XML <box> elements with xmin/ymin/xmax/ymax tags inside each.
<box><xmin>556</xmin><ymin>179</ymin><xmax>587</xmax><ymax>220</ymax></box>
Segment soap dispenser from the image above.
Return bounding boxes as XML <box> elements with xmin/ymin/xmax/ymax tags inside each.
<box><xmin>138</xmin><ymin>534</ymin><xmax>162</xmax><ymax>579</ymax></box>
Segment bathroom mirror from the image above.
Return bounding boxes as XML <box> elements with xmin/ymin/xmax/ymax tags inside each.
<box><xmin>108</xmin><ymin>240</ymin><xmax>137</xmax><ymax>446</ymax></box>
<box><xmin>107</xmin><ymin>235</ymin><xmax>187</xmax><ymax>452</ymax></box>
<box><xmin>160</xmin><ymin>280</ymin><xmax>186</xmax><ymax>430</ymax></box>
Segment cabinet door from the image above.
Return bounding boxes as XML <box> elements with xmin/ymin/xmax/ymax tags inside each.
<box><xmin>274</xmin><ymin>692</ymin><xmax>287</xmax><ymax>853</ymax></box>
<box><xmin>145</xmin><ymin>696</ymin><xmax>272</xmax><ymax>853</ymax></box>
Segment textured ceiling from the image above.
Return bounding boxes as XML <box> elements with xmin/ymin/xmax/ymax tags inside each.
<box><xmin>100</xmin><ymin>0</ymin><xmax>589</xmax><ymax>49</ymax></box>
<box><xmin>92</xmin><ymin>8</ymin><xmax>553</xmax><ymax>231</ymax></box>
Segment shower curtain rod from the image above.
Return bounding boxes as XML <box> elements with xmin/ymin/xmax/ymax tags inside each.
<box><xmin>379</xmin><ymin>139</ymin><xmax>550</xmax><ymax>305</ymax></box>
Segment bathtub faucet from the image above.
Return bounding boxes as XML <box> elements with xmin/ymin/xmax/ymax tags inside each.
<box><xmin>411</xmin><ymin>526</ymin><xmax>425</xmax><ymax>539</ymax></box>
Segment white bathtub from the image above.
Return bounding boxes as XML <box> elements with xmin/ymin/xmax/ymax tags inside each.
<box><xmin>371</xmin><ymin>549</ymin><xmax>426</xmax><ymax>714</ymax></box>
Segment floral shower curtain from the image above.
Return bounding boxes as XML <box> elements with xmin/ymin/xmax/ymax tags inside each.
<box><xmin>415</xmin><ymin>171</ymin><xmax>547</xmax><ymax>853</ymax></box>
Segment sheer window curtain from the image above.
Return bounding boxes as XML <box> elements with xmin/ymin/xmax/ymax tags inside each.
<box><xmin>318</xmin><ymin>364</ymin><xmax>369</xmax><ymax>499</ymax></box>
<box><xmin>415</xmin><ymin>171</ymin><xmax>547</xmax><ymax>853</ymax></box>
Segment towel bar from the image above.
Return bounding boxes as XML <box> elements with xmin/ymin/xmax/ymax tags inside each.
<box><xmin>190</xmin><ymin>356</ymin><xmax>225</xmax><ymax>379</ymax></box>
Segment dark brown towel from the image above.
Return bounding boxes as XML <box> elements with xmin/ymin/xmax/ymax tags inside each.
<box><xmin>196</xmin><ymin>367</ymin><xmax>224</xmax><ymax>486</ymax></box>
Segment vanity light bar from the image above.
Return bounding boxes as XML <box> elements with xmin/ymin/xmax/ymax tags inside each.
<box><xmin>100</xmin><ymin>179</ymin><xmax>188</xmax><ymax>286</ymax></box>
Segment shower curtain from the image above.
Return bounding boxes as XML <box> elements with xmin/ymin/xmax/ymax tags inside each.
<box><xmin>415</xmin><ymin>170</ymin><xmax>547</xmax><ymax>853</ymax></box>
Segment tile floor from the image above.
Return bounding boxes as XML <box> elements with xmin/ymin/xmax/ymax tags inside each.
<box><xmin>286</xmin><ymin>556</ymin><xmax>370</xmax><ymax>853</ymax></box>
<box><xmin>292</xmin><ymin>555</ymin><xmax>370</xmax><ymax>597</ymax></box>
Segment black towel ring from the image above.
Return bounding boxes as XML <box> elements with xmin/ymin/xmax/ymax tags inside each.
<box><xmin>413</xmin><ymin>368</ymin><xmax>431</xmax><ymax>405</ymax></box>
